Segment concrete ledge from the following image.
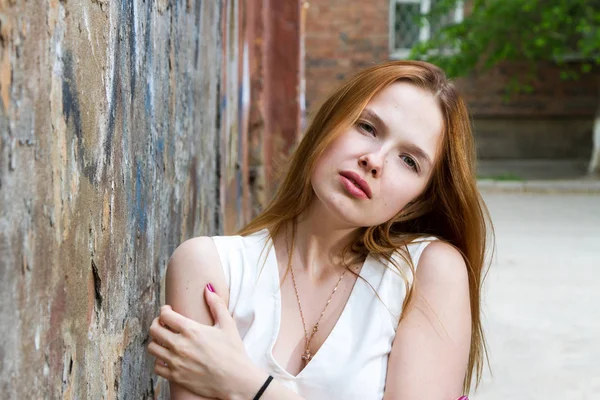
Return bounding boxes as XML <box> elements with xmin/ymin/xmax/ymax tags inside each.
<box><xmin>477</xmin><ymin>179</ymin><xmax>600</xmax><ymax>194</ymax></box>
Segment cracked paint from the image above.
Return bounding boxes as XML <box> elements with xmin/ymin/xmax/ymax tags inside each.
<box><xmin>0</xmin><ymin>0</ymin><xmax>231</xmax><ymax>398</ymax></box>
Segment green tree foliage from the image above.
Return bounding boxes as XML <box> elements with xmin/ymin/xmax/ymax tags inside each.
<box><xmin>411</xmin><ymin>0</ymin><xmax>600</xmax><ymax>85</ymax></box>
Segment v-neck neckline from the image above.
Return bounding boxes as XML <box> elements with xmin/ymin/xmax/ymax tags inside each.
<box><xmin>260</xmin><ymin>229</ymin><xmax>372</xmax><ymax>380</ymax></box>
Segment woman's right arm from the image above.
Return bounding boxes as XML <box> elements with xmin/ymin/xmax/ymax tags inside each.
<box><xmin>164</xmin><ymin>237</ymin><xmax>230</xmax><ymax>400</ymax></box>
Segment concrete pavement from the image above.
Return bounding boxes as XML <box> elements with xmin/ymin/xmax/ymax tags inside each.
<box><xmin>473</xmin><ymin>192</ymin><xmax>600</xmax><ymax>399</ymax></box>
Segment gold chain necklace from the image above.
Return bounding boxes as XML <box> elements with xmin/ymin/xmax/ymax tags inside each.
<box><xmin>286</xmin><ymin>230</ymin><xmax>347</xmax><ymax>364</ymax></box>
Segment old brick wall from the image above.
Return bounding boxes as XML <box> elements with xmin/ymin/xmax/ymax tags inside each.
<box><xmin>304</xmin><ymin>0</ymin><xmax>599</xmax><ymax>160</ymax></box>
<box><xmin>304</xmin><ymin>0</ymin><xmax>389</xmax><ymax>113</ymax></box>
<box><xmin>458</xmin><ymin>62</ymin><xmax>600</xmax><ymax>159</ymax></box>
<box><xmin>0</xmin><ymin>0</ymin><xmax>232</xmax><ymax>397</ymax></box>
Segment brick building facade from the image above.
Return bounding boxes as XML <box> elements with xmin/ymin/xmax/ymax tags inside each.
<box><xmin>304</xmin><ymin>0</ymin><xmax>600</xmax><ymax>162</ymax></box>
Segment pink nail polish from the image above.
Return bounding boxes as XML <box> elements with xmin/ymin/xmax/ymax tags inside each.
<box><xmin>457</xmin><ymin>396</ymin><xmax>468</xmax><ymax>400</ymax></box>
<box><xmin>207</xmin><ymin>283</ymin><xmax>215</xmax><ymax>293</ymax></box>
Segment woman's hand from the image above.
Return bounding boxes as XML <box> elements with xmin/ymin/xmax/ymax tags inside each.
<box><xmin>147</xmin><ymin>285</ymin><xmax>264</xmax><ymax>399</ymax></box>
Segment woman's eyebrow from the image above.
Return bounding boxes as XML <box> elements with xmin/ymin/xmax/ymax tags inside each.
<box><xmin>403</xmin><ymin>143</ymin><xmax>433</xmax><ymax>168</ymax></box>
<box><xmin>361</xmin><ymin>108</ymin><xmax>388</xmax><ymax>131</ymax></box>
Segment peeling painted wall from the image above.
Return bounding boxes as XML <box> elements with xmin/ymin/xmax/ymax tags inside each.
<box><xmin>0</xmin><ymin>0</ymin><xmax>305</xmax><ymax>396</ymax></box>
<box><xmin>243</xmin><ymin>0</ymin><xmax>303</xmax><ymax>221</ymax></box>
<box><xmin>0</xmin><ymin>0</ymin><xmax>229</xmax><ymax>397</ymax></box>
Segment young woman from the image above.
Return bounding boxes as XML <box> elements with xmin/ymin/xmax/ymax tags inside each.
<box><xmin>147</xmin><ymin>60</ymin><xmax>491</xmax><ymax>400</ymax></box>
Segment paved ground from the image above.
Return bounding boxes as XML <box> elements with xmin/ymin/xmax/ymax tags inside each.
<box><xmin>474</xmin><ymin>191</ymin><xmax>600</xmax><ymax>400</ymax></box>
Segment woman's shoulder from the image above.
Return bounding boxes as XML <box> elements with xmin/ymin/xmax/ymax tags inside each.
<box><xmin>388</xmin><ymin>236</ymin><xmax>438</xmax><ymax>270</ymax></box>
<box><xmin>414</xmin><ymin>240</ymin><xmax>468</xmax><ymax>286</ymax></box>
<box><xmin>210</xmin><ymin>229</ymin><xmax>271</xmax><ymax>262</ymax></box>
<box><xmin>168</xmin><ymin>231</ymin><xmax>258</xmax><ymax>277</ymax></box>
<box><xmin>165</xmin><ymin>236</ymin><xmax>230</xmax><ymax>316</ymax></box>
<box><xmin>388</xmin><ymin>237</ymin><xmax>465</xmax><ymax>280</ymax></box>
<box><xmin>379</xmin><ymin>239</ymin><xmax>467</xmax><ymax>323</ymax></box>
<box><xmin>405</xmin><ymin>235</ymin><xmax>438</xmax><ymax>257</ymax></box>
<box><xmin>170</xmin><ymin>229</ymin><xmax>268</xmax><ymax>259</ymax></box>
<box><xmin>168</xmin><ymin>235</ymin><xmax>226</xmax><ymax>275</ymax></box>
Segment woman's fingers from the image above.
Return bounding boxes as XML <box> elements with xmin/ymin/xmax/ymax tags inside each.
<box><xmin>153</xmin><ymin>358</ymin><xmax>172</xmax><ymax>380</ymax></box>
<box><xmin>204</xmin><ymin>284</ymin><xmax>235</xmax><ymax>331</ymax></box>
<box><xmin>147</xmin><ymin>340</ymin><xmax>172</xmax><ymax>364</ymax></box>
<box><xmin>159</xmin><ymin>305</ymin><xmax>188</xmax><ymax>333</ymax></box>
<box><xmin>149</xmin><ymin>317</ymin><xmax>178</xmax><ymax>348</ymax></box>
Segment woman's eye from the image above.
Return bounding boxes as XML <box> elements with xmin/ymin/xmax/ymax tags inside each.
<box><xmin>358</xmin><ymin>122</ymin><xmax>376</xmax><ymax>136</ymax></box>
<box><xmin>400</xmin><ymin>155</ymin><xmax>419</xmax><ymax>172</ymax></box>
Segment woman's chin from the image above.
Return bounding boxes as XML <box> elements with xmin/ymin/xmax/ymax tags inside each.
<box><xmin>318</xmin><ymin>197</ymin><xmax>382</xmax><ymax>228</ymax></box>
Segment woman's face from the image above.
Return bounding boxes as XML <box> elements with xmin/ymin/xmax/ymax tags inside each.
<box><xmin>311</xmin><ymin>82</ymin><xmax>444</xmax><ymax>228</ymax></box>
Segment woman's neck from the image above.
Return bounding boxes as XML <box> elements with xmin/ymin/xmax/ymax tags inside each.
<box><xmin>276</xmin><ymin>202</ymin><xmax>363</xmax><ymax>281</ymax></box>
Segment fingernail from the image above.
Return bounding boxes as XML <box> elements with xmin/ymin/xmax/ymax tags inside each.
<box><xmin>207</xmin><ymin>283</ymin><xmax>215</xmax><ymax>293</ymax></box>
<box><xmin>457</xmin><ymin>396</ymin><xmax>468</xmax><ymax>400</ymax></box>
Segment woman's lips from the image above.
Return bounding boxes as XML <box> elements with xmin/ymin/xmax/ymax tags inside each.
<box><xmin>339</xmin><ymin>173</ymin><xmax>370</xmax><ymax>199</ymax></box>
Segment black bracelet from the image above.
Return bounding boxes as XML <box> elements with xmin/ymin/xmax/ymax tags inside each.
<box><xmin>252</xmin><ymin>375</ymin><xmax>274</xmax><ymax>400</ymax></box>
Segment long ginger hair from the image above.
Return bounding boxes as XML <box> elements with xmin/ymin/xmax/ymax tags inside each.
<box><xmin>238</xmin><ymin>60</ymin><xmax>492</xmax><ymax>394</ymax></box>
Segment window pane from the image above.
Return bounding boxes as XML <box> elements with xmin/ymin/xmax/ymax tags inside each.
<box><xmin>429</xmin><ymin>0</ymin><xmax>454</xmax><ymax>38</ymax></box>
<box><xmin>394</xmin><ymin>2</ymin><xmax>421</xmax><ymax>50</ymax></box>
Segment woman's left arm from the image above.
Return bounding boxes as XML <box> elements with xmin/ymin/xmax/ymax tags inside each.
<box><xmin>383</xmin><ymin>241</ymin><xmax>473</xmax><ymax>400</ymax></box>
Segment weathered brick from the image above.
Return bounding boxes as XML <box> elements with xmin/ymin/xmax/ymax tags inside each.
<box><xmin>305</xmin><ymin>0</ymin><xmax>600</xmax><ymax>119</ymax></box>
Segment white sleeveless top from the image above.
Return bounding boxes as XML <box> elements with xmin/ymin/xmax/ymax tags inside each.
<box><xmin>211</xmin><ymin>229</ymin><xmax>434</xmax><ymax>400</ymax></box>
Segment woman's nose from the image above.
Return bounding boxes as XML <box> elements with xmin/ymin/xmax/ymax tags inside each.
<box><xmin>358</xmin><ymin>154</ymin><xmax>382</xmax><ymax>178</ymax></box>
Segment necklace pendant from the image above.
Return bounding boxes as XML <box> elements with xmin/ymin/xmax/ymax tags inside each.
<box><xmin>301</xmin><ymin>349</ymin><xmax>312</xmax><ymax>362</ymax></box>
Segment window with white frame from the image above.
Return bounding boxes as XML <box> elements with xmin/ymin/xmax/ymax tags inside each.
<box><xmin>389</xmin><ymin>0</ymin><xmax>464</xmax><ymax>59</ymax></box>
